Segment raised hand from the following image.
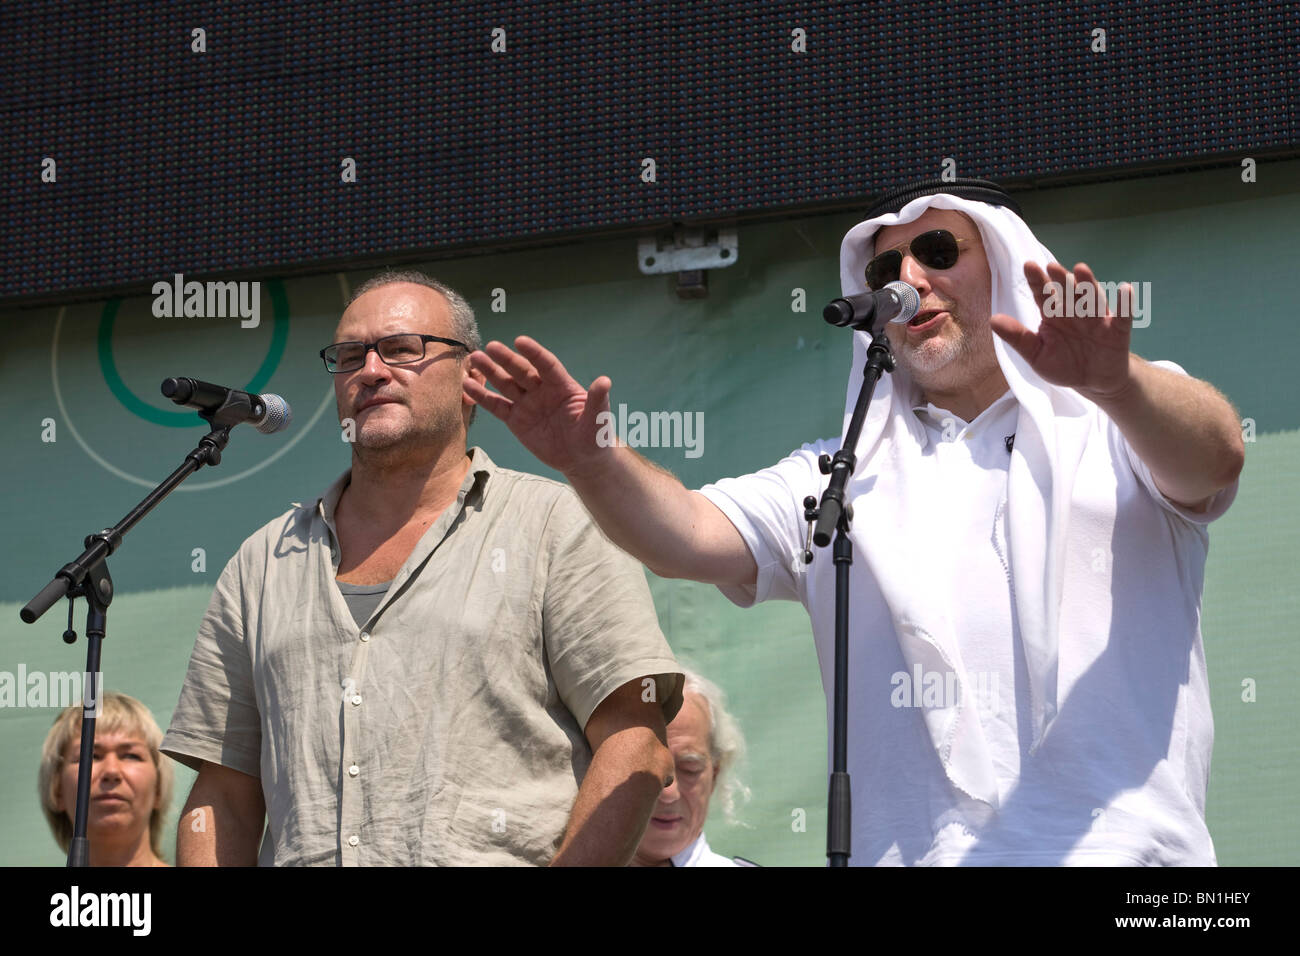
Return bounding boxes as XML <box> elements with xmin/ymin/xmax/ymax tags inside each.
<box><xmin>463</xmin><ymin>336</ymin><xmax>613</xmax><ymax>476</ymax></box>
<box><xmin>990</xmin><ymin>261</ymin><xmax>1135</xmax><ymax>403</ymax></box>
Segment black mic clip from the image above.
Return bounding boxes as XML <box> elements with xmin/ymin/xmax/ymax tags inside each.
<box><xmin>802</xmin><ymin>496</ymin><xmax>818</xmax><ymax>565</ymax></box>
<box><xmin>199</xmin><ymin>390</ymin><xmax>263</xmax><ymax>431</ymax></box>
<box><xmin>801</xmin><ymin>454</ymin><xmax>857</xmax><ymax>565</ymax></box>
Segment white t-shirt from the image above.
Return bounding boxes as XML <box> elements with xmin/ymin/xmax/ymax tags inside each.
<box><xmin>699</xmin><ymin>390</ymin><xmax>1236</xmax><ymax>865</ymax></box>
<box><xmin>671</xmin><ymin>832</ymin><xmax>740</xmax><ymax>867</ymax></box>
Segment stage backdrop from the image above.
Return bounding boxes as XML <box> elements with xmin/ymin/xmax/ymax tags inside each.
<box><xmin>4</xmin><ymin>0</ymin><xmax>1297</xmax><ymax>303</ymax></box>
<box><xmin>2</xmin><ymin>164</ymin><xmax>1296</xmax><ymax>865</ymax></box>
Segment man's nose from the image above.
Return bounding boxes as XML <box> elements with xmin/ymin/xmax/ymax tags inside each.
<box><xmin>659</xmin><ymin>774</ymin><xmax>680</xmax><ymax>803</ymax></box>
<box><xmin>899</xmin><ymin>253</ymin><xmax>933</xmax><ymax>294</ymax></box>
<box><xmin>356</xmin><ymin>347</ymin><xmax>393</xmax><ymax>383</ymax></box>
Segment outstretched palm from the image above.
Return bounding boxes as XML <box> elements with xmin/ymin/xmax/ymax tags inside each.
<box><xmin>990</xmin><ymin>261</ymin><xmax>1135</xmax><ymax>403</ymax></box>
<box><xmin>463</xmin><ymin>336</ymin><xmax>613</xmax><ymax>476</ymax></box>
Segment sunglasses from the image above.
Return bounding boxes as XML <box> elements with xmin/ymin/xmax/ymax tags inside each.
<box><xmin>865</xmin><ymin>229</ymin><xmax>975</xmax><ymax>291</ymax></box>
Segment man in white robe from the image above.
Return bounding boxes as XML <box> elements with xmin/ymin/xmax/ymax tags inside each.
<box><xmin>464</xmin><ymin>179</ymin><xmax>1244</xmax><ymax>865</ymax></box>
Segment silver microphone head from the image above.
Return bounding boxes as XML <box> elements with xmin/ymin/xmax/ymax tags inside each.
<box><xmin>254</xmin><ymin>393</ymin><xmax>293</xmax><ymax>434</ymax></box>
<box><xmin>884</xmin><ymin>281</ymin><xmax>921</xmax><ymax>323</ymax></box>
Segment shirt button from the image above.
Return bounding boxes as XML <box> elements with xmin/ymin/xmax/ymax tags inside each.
<box><xmin>359</xmin><ymin>631</ymin><xmax>370</xmax><ymax>642</ymax></box>
<box><xmin>348</xmin><ymin>835</ymin><xmax>359</xmax><ymax>847</ymax></box>
<box><xmin>348</xmin><ymin>764</ymin><xmax>360</xmax><ymax>777</ymax></box>
<box><xmin>351</xmin><ymin>694</ymin><xmax>362</xmax><ymax>706</ymax></box>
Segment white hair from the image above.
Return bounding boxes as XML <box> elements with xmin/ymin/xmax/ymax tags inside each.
<box><xmin>681</xmin><ymin>668</ymin><xmax>751</xmax><ymax>825</ymax></box>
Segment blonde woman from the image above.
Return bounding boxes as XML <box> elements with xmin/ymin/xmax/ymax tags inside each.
<box><xmin>39</xmin><ymin>691</ymin><xmax>174</xmax><ymax>866</ymax></box>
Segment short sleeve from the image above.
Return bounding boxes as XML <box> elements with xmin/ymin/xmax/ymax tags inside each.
<box><xmin>541</xmin><ymin>490</ymin><xmax>684</xmax><ymax>732</ymax></box>
<box><xmin>697</xmin><ymin>442</ymin><xmax>830</xmax><ymax>608</ymax></box>
<box><xmin>161</xmin><ymin>550</ymin><xmax>263</xmax><ymax>776</ymax></box>
<box><xmin>1115</xmin><ymin>360</ymin><xmax>1239</xmax><ymax>526</ymax></box>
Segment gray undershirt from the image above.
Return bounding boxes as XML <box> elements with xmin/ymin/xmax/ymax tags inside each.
<box><xmin>335</xmin><ymin>579</ymin><xmax>392</xmax><ymax>630</ymax></box>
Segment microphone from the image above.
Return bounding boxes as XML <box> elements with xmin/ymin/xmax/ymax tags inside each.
<box><xmin>823</xmin><ymin>281</ymin><xmax>920</xmax><ymax>330</ymax></box>
<box><xmin>161</xmin><ymin>378</ymin><xmax>293</xmax><ymax>434</ymax></box>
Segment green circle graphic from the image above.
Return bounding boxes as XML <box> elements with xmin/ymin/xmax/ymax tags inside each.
<box><xmin>97</xmin><ymin>280</ymin><xmax>290</xmax><ymax>426</ymax></box>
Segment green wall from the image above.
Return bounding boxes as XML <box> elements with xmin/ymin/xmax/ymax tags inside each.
<box><xmin>2</xmin><ymin>163</ymin><xmax>1296</xmax><ymax>865</ymax></box>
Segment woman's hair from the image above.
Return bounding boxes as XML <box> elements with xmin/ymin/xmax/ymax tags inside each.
<box><xmin>38</xmin><ymin>691</ymin><xmax>175</xmax><ymax>858</ymax></box>
<box><xmin>680</xmin><ymin>668</ymin><xmax>751</xmax><ymax>824</ymax></box>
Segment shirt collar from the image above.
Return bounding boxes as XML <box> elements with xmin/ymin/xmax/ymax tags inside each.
<box><xmin>912</xmin><ymin>388</ymin><xmax>1017</xmax><ymax>430</ymax></box>
<box><xmin>317</xmin><ymin>446</ymin><xmax>496</xmax><ymax>528</ymax></box>
<box><xmin>670</xmin><ymin>831</ymin><xmax>710</xmax><ymax>868</ymax></box>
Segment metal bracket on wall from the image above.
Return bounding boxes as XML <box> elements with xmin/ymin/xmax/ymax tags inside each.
<box><xmin>637</xmin><ymin>227</ymin><xmax>739</xmax><ymax>299</ymax></box>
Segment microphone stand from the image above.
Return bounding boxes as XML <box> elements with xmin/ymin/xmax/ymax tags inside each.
<box><xmin>21</xmin><ymin>393</ymin><xmax>253</xmax><ymax>867</ymax></box>
<box><xmin>801</xmin><ymin>326</ymin><xmax>896</xmax><ymax>867</ymax></box>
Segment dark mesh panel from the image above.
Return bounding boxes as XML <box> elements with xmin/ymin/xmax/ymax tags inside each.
<box><xmin>2</xmin><ymin>1</ymin><xmax>1296</xmax><ymax>302</ymax></box>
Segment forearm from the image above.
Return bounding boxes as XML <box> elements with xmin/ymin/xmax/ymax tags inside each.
<box><xmin>464</xmin><ymin>336</ymin><xmax>754</xmax><ymax>584</ymax></box>
<box><xmin>550</xmin><ymin>725</ymin><xmax>673</xmax><ymax>867</ymax></box>
<box><xmin>566</xmin><ymin>445</ymin><xmax>752</xmax><ymax>585</ymax></box>
<box><xmin>176</xmin><ymin>766</ymin><xmax>265</xmax><ymax>866</ymax></box>
<box><xmin>1090</xmin><ymin>354</ymin><xmax>1245</xmax><ymax>508</ymax></box>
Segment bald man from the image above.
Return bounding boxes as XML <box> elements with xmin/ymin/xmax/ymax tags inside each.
<box><xmin>164</xmin><ymin>269</ymin><xmax>683</xmax><ymax>866</ymax></box>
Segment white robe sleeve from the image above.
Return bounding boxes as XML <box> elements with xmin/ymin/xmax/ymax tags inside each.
<box><xmin>1113</xmin><ymin>359</ymin><xmax>1239</xmax><ymax>525</ymax></box>
<box><xmin>697</xmin><ymin>440</ymin><xmax>834</xmax><ymax>608</ymax></box>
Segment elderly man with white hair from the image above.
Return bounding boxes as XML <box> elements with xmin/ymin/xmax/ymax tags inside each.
<box><xmin>631</xmin><ymin>668</ymin><xmax>752</xmax><ymax>867</ymax></box>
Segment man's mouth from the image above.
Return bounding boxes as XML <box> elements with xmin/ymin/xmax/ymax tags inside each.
<box><xmin>907</xmin><ymin>310</ymin><xmax>947</xmax><ymax>332</ymax></box>
<box><xmin>650</xmin><ymin>816</ymin><xmax>681</xmax><ymax>829</ymax></box>
<box><xmin>358</xmin><ymin>397</ymin><xmax>400</xmax><ymax>412</ymax></box>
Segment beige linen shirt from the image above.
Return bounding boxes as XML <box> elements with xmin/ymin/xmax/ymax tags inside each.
<box><xmin>162</xmin><ymin>447</ymin><xmax>682</xmax><ymax>866</ymax></box>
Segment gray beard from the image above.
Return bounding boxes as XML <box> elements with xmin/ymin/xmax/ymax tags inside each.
<box><xmin>899</xmin><ymin>332</ymin><xmax>967</xmax><ymax>377</ymax></box>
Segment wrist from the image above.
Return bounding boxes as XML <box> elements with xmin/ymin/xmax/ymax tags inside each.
<box><xmin>1079</xmin><ymin>353</ymin><xmax>1142</xmax><ymax>409</ymax></box>
<box><xmin>564</xmin><ymin>440</ymin><xmax>620</xmax><ymax>488</ymax></box>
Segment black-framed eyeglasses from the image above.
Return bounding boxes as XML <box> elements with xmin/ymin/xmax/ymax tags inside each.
<box><xmin>319</xmin><ymin>333</ymin><xmax>470</xmax><ymax>373</ymax></box>
<box><xmin>865</xmin><ymin>229</ymin><xmax>975</xmax><ymax>291</ymax></box>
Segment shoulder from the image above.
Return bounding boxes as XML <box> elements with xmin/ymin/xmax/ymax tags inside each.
<box><xmin>483</xmin><ymin>463</ymin><xmax>573</xmax><ymax>506</ymax></box>
<box><xmin>223</xmin><ymin>496</ymin><xmax>324</xmax><ymax>577</ymax></box>
<box><xmin>703</xmin><ymin>438</ymin><xmax>837</xmax><ymax>490</ymax></box>
<box><xmin>253</xmin><ymin>499</ymin><xmax>320</xmax><ymax>548</ymax></box>
<box><xmin>482</xmin><ymin>465</ymin><xmax>595</xmax><ymax>531</ymax></box>
<box><xmin>698</xmin><ymin>439</ymin><xmax>837</xmax><ymax>521</ymax></box>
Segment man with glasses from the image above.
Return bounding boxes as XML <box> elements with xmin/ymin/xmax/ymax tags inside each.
<box><xmin>163</xmin><ymin>270</ymin><xmax>683</xmax><ymax>866</ymax></box>
<box><xmin>464</xmin><ymin>179</ymin><xmax>1244</xmax><ymax>865</ymax></box>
